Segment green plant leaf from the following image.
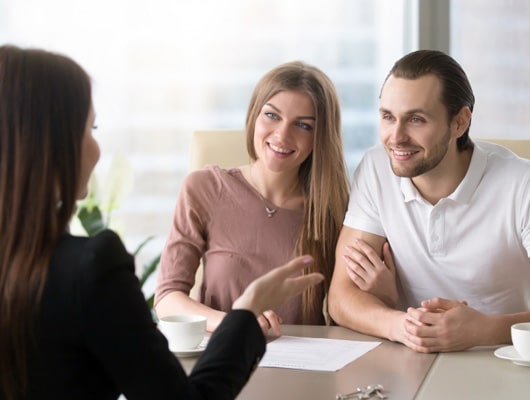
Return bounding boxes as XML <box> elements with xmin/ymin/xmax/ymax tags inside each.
<box><xmin>146</xmin><ymin>293</ymin><xmax>154</xmax><ymax>309</ymax></box>
<box><xmin>133</xmin><ymin>235</ymin><xmax>155</xmax><ymax>257</ymax></box>
<box><xmin>77</xmin><ymin>205</ymin><xmax>107</xmax><ymax>236</ymax></box>
<box><xmin>139</xmin><ymin>254</ymin><xmax>161</xmax><ymax>287</ymax></box>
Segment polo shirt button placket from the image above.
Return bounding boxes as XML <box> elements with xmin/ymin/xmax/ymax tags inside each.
<box><xmin>429</xmin><ymin>209</ymin><xmax>444</xmax><ymax>255</ymax></box>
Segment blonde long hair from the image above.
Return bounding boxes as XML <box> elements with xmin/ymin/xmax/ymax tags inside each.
<box><xmin>245</xmin><ymin>61</ymin><xmax>350</xmax><ymax>322</ymax></box>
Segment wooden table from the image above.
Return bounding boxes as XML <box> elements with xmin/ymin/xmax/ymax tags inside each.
<box><xmin>414</xmin><ymin>345</ymin><xmax>530</xmax><ymax>399</ymax></box>
<box><xmin>178</xmin><ymin>325</ymin><xmax>530</xmax><ymax>399</ymax></box>
<box><xmin>179</xmin><ymin>325</ymin><xmax>436</xmax><ymax>399</ymax></box>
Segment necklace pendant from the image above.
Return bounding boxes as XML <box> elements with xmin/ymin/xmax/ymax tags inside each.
<box><xmin>265</xmin><ymin>207</ymin><xmax>277</xmax><ymax>218</ymax></box>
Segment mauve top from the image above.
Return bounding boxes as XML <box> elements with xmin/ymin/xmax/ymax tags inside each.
<box><xmin>155</xmin><ymin>166</ymin><xmax>325</xmax><ymax>325</ymax></box>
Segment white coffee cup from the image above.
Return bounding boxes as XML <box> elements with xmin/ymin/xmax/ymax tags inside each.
<box><xmin>511</xmin><ymin>322</ymin><xmax>530</xmax><ymax>360</ymax></box>
<box><xmin>158</xmin><ymin>314</ymin><xmax>207</xmax><ymax>351</ymax></box>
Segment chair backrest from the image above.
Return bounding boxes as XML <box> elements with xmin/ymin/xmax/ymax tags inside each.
<box><xmin>478</xmin><ymin>138</ymin><xmax>530</xmax><ymax>159</ymax></box>
<box><xmin>190</xmin><ymin>130</ymin><xmax>249</xmax><ymax>171</ymax></box>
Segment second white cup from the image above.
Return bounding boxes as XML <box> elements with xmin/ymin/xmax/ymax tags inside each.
<box><xmin>158</xmin><ymin>314</ymin><xmax>207</xmax><ymax>352</ymax></box>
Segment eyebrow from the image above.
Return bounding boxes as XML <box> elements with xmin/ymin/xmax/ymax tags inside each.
<box><xmin>264</xmin><ymin>102</ymin><xmax>316</xmax><ymax>120</ymax></box>
<box><xmin>379</xmin><ymin>107</ymin><xmax>432</xmax><ymax>118</ymax></box>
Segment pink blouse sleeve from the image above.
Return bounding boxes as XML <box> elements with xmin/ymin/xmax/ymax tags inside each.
<box><xmin>154</xmin><ymin>168</ymin><xmax>220</xmax><ymax>305</ymax></box>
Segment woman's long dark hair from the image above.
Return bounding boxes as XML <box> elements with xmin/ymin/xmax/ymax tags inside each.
<box><xmin>0</xmin><ymin>45</ymin><xmax>91</xmax><ymax>400</ymax></box>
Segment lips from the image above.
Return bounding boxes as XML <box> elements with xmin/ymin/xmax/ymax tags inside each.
<box><xmin>269</xmin><ymin>142</ymin><xmax>294</xmax><ymax>155</ymax></box>
<box><xmin>393</xmin><ymin>150</ymin><xmax>417</xmax><ymax>156</ymax></box>
<box><xmin>391</xmin><ymin>148</ymin><xmax>419</xmax><ymax>161</ymax></box>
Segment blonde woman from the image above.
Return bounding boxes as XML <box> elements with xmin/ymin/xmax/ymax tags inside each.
<box><xmin>156</xmin><ymin>61</ymin><xmax>350</xmax><ymax>334</ymax></box>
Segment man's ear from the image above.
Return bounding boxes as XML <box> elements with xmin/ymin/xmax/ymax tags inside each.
<box><xmin>452</xmin><ymin>106</ymin><xmax>472</xmax><ymax>139</ymax></box>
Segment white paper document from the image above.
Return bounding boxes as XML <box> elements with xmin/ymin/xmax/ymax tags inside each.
<box><xmin>259</xmin><ymin>336</ymin><xmax>380</xmax><ymax>372</ymax></box>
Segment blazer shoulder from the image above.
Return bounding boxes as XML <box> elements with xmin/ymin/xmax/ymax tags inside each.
<box><xmin>55</xmin><ymin>229</ymin><xmax>134</xmax><ymax>277</ymax></box>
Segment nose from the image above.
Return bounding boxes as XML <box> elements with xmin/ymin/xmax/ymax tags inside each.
<box><xmin>274</xmin><ymin>122</ymin><xmax>291</xmax><ymax>141</ymax></box>
<box><xmin>387</xmin><ymin>121</ymin><xmax>408</xmax><ymax>144</ymax></box>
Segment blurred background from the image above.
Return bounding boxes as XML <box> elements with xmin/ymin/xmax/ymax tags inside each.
<box><xmin>2</xmin><ymin>0</ymin><xmax>529</xmax><ymax>296</ymax></box>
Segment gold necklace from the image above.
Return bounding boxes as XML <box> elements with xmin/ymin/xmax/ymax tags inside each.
<box><xmin>248</xmin><ymin>164</ymin><xmax>299</xmax><ymax>218</ymax></box>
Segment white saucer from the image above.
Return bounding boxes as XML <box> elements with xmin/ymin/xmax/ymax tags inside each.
<box><xmin>172</xmin><ymin>337</ymin><xmax>209</xmax><ymax>358</ymax></box>
<box><xmin>494</xmin><ymin>345</ymin><xmax>530</xmax><ymax>367</ymax></box>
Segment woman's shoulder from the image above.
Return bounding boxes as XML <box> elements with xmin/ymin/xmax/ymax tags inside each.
<box><xmin>54</xmin><ymin>230</ymin><xmax>134</xmax><ymax>278</ymax></box>
<box><xmin>58</xmin><ymin>229</ymin><xmax>128</xmax><ymax>255</ymax></box>
<box><xmin>185</xmin><ymin>165</ymin><xmax>244</xmax><ymax>183</ymax></box>
<box><xmin>182</xmin><ymin>165</ymin><xmax>248</xmax><ymax>197</ymax></box>
<box><xmin>45</xmin><ymin>230</ymin><xmax>135</xmax><ymax>308</ymax></box>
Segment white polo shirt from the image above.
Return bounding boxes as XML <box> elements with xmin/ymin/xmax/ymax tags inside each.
<box><xmin>344</xmin><ymin>141</ymin><xmax>530</xmax><ymax>313</ymax></box>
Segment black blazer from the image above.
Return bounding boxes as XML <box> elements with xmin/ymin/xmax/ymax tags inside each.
<box><xmin>26</xmin><ymin>230</ymin><xmax>265</xmax><ymax>399</ymax></box>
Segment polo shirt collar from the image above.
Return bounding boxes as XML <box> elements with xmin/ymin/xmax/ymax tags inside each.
<box><xmin>400</xmin><ymin>143</ymin><xmax>487</xmax><ymax>204</ymax></box>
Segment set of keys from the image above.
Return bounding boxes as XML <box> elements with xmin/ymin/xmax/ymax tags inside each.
<box><xmin>336</xmin><ymin>384</ymin><xmax>387</xmax><ymax>399</ymax></box>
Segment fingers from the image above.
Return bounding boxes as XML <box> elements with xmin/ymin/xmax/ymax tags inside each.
<box><xmin>343</xmin><ymin>241</ymin><xmax>389</xmax><ymax>286</ymax></box>
<box><xmin>382</xmin><ymin>242</ymin><xmax>396</xmax><ymax>273</ymax></box>
<box><xmin>402</xmin><ymin>316</ymin><xmax>442</xmax><ymax>353</ymax></box>
<box><xmin>406</xmin><ymin>306</ymin><xmax>442</xmax><ymax>326</ymax></box>
<box><xmin>345</xmin><ymin>239</ymin><xmax>388</xmax><ymax>275</ymax></box>
<box><xmin>403</xmin><ymin>300</ymin><xmax>479</xmax><ymax>353</ymax></box>
<box><xmin>272</xmin><ymin>255</ymin><xmax>315</xmax><ymax>279</ymax></box>
<box><xmin>257</xmin><ymin>314</ymin><xmax>270</xmax><ymax>336</ymax></box>
<box><xmin>276</xmin><ymin>256</ymin><xmax>324</xmax><ymax>295</ymax></box>
<box><xmin>232</xmin><ymin>255</ymin><xmax>323</xmax><ymax>318</ymax></box>
<box><xmin>354</xmin><ymin>239</ymin><xmax>384</xmax><ymax>268</ymax></box>
<box><xmin>343</xmin><ymin>248</ymin><xmax>369</xmax><ymax>284</ymax></box>
<box><xmin>344</xmin><ymin>261</ymin><xmax>363</xmax><ymax>287</ymax></box>
<box><xmin>402</xmin><ymin>333</ymin><xmax>437</xmax><ymax>353</ymax></box>
<box><xmin>257</xmin><ymin>311</ymin><xmax>282</xmax><ymax>337</ymax></box>
<box><xmin>343</xmin><ymin>245</ymin><xmax>375</xmax><ymax>283</ymax></box>
<box><xmin>263</xmin><ymin>310</ymin><xmax>282</xmax><ymax>336</ymax></box>
<box><xmin>420</xmin><ymin>297</ymin><xmax>462</xmax><ymax>311</ymax></box>
<box><xmin>299</xmin><ymin>272</ymin><xmax>325</xmax><ymax>287</ymax></box>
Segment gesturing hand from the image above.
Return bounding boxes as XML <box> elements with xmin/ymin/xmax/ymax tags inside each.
<box><xmin>232</xmin><ymin>255</ymin><xmax>324</xmax><ymax>321</ymax></box>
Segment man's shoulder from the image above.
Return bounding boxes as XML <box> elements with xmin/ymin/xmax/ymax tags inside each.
<box><xmin>363</xmin><ymin>143</ymin><xmax>386</xmax><ymax>157</ymax></box>
<box><xmin>475</xmin><ymin>140</ymin><xmax>528</xmax><ymax>161</ymax></box>
<box><xmin>475</xmin><ymin>141</ymin><xmax>530</xmax><ymax>173</ymax></box>
<box><xmin>355</xmin><ymin>144</ymin><xmax>392</xmax><ymax>177</ymax></box>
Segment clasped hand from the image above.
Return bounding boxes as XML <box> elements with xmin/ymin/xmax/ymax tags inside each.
<box><xmin>402</xmin><ymin>297</ymin><xmax>487</xmax><ymax>353</ymax></box>
<box><xmin>343</xmin><ymin>240</ymin><xmax>489</xmax><ymax>353</ymax></box>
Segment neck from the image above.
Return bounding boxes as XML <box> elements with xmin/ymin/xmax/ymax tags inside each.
<box><xmin>247</xmin><ymin>162</ymin><xmax>302</xmax><ymax>209</ymax></box>
<box><xmin>412</xmin><ymin>147</ymin><xmax>473</xmax><ymax>205</ymax></box>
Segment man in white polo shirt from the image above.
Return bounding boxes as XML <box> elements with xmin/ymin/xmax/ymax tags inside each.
<box><xmin>329</xmin><ymin>49</ymin><xmax>530</xmax><ymax>353</ymax></box>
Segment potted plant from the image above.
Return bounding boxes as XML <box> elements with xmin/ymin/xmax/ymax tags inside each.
<box><xmin>71</xmin><ymin>153</ymin><xmax>160</xmax><ymax>318</ymax></box>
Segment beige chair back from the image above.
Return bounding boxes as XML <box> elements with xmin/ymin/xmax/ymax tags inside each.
<box><xmin>478</xmin><ymin>138</ymin><xmax>530</xmax><ymax>159</ymax></box>
<box><xmin>190</xmin><ymin>130</ymin><xmax>249</xmax><ymax>171</ymax></box>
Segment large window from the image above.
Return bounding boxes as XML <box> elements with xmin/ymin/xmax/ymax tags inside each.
<box><xmin>450</xmin><ymin>0</ymin><xmax>530</xmax><ymax>139</ymax></box>
<box><xmin>7</xmin><ymin>1</ymin><xmax>529</xmax><ymax>296</ymax></box>
<box><xmin>2</xmin><ymin>0</ymin><xmax>407</xmax><ymax>283</ymax></box>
